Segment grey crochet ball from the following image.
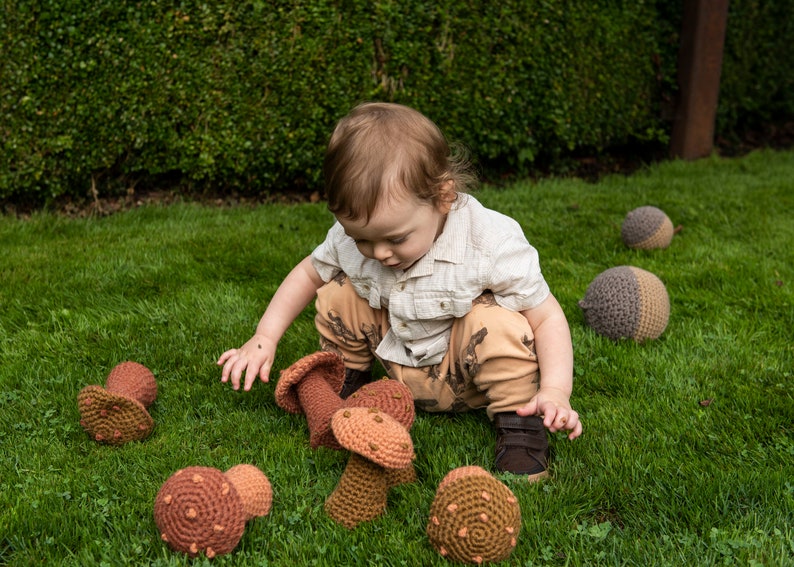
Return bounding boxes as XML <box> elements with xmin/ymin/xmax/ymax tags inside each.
<box><xmin>579</xmin><ymin>266</ymin><xmax>670</xmax><ymax>341</ymax></box>
<box><xmin>621</xmin><ymin>206</ymin><xmax>674</xmax><ymax>249</ymax></box>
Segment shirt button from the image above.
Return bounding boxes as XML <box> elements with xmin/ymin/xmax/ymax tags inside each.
<box><xmin>396</xmin><ymin>282</ymin><xmax>406</xmax><ymax>292</ymax></box>
<box><xmin>440</xmin><ymin>301</ymin><xmax>449</xmax><ymax>310</ymax></box>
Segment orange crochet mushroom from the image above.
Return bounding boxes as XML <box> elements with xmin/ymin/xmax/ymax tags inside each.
<box><xmin>77</xmin><ymin>361</ymin><xmax>157</xmax><ymax>445</ymax></box>
<box><xmin>427</xmin><ymin>466</ymin><xmax>522</xmax><ymax>565</ymax></box>
<box><xmin>154</xmin><ymin>464</ymin><xmax>272</xmax><ymax>558</ymax></box>
<box><xmin>324</xmin><ymin>407</ymin><xmax>415</xmax><ymax>529</ymax></box>
<box><xmin>275</xmin><ymin>352</ymin><xmax>415</xmax><ymax>450</ymax></box>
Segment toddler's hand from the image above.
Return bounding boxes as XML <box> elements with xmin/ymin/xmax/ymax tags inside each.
<box><xmin>517</xmin><ymin>388</ymin><xmax>582</xmax><ymax>440</ymax></box>
<box><xmin>217</xmin><ymin>335</ymin><xmax>276</xmax><ymax>391</ymax></box>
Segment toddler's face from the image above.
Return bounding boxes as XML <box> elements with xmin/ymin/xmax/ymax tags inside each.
<box><xmin>338</xmin><ymin>191</ymin><xmax>449</xmax><ymax>271</ymax></box>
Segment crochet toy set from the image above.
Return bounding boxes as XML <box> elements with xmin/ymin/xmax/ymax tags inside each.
<box><xmin>78</xmin><ymin>356</ymin><xmax>520</xmax><ymax>564</ymax></box>
<box><xmin>579</xmin><ymin>206</ymin><xmax>678</xmax><ymax>342</ymax></box>
<box><xmin>76</xmin><ymin>205</ymin><xmax>681</xmax><ymax>562</ymax></box>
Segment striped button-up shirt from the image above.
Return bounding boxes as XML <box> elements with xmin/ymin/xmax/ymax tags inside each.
<box><xmin>311</xmin><ymin>195</ymin><xmax>550</xmax><ymax>367</ymax></box>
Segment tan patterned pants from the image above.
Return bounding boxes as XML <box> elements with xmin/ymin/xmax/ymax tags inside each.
<box><xmin>315</xmin><ymin>275</ymin><xmax>540</xmax><ymax>419</ymax></box>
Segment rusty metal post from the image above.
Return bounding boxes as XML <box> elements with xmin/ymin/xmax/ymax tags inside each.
<box><xmin>670</xmin><ymin>0</ymin><xmax>730</xmax><ymax>160</ymax></box>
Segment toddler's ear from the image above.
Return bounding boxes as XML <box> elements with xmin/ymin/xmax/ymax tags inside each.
<box><xmin>436</xmin><ymin>179</ymin><xmax>457</xmax><ymax>214</ymax></box>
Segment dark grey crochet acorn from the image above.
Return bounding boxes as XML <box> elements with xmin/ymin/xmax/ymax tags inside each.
<box><xmin>579</xmin><ymin>266</ymin><xmax>670</xmax><ymax>341</ymax></box>
<box><xmin>621</xmin><ymin>206</ymin><xmax>674</xmax><ymax>249</ymax></box>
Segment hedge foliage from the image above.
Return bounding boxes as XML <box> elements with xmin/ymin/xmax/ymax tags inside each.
<box><xmin>1</xmin><ymin>0</ymin><xmax>792</xmax><ymax>204</ymax></box>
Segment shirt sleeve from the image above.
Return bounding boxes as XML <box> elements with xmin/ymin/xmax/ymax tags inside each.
<box><xmin>486</xmin><ymin>222</ymin><xmax>551</xmax><ymax>312</ymax></box>
<box><xmin>310</xmin><ymin>222</ymin><xmax>346</xmax><ymax>283</ymax></box>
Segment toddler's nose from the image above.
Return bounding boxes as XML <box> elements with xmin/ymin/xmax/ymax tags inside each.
<box><xmin>373</xmin><ymin>242</ymin><xmax>392</xmax><ymax>261</ymax></box>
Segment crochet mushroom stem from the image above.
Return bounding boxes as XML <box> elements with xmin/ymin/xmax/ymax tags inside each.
<box><xmin>324</xmin><ymin>407</ymin><xmax>415</xmax><ymax>529</ymax></box>
<box><xmin>426</xmin><ymin>466</ymin><xmax>522</xmax><ymax>565</ymax></box>
<box><xmin>275</xmin><ymin>352</ymin><xmax>416</xmax><ymax>450</ymax></box>
<box><xmin>154</xmin><ymin>464</ymin><xmax>272</xmax><ymax>559</ymax></box>
<box><xmin>77</xmin><ymin>361</ymin><xmax>157</xmax><ymax>445</ymax></box>
<box><xmin>224</xmin><ymin>464</ymin><xmax>274</xmax><ymax>520</ymax></box>
<box><xmin>325</xmin><ymin>453</ymin><xmax>391</xmax><ymax>529</ymax></box>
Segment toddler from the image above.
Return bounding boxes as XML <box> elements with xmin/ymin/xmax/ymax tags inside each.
<box><xmin>218</xmin><ymin>102</ymin><xmax>581</xmax><ymax>479</ymax></box>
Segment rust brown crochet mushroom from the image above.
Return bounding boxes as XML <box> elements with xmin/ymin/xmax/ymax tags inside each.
<box><xmin>324</xmin><ymin>407</ymin><xmax>415</xmax><ymax>529</ymax></box>
<box><xmin>154</xmin><ymin>464</ymin><xmax>272</xmax><ymax>558</ymax></box>
<box><xmin>427</xmin><ymin>466</ymin><xmax>522</xmax><ymax>565</ymax></box>
<box><xmin>77</xmin><ymin>361</ymin><xmax>157</xmax><ymax>445</ymax></box>
<box><xmin>275</xmin><ymin>352</ymin><xmax>415</xmax><ymax>450</ymax></box>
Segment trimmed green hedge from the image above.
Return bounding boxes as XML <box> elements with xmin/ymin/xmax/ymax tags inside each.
<box><xmin>719</xmin><ymin>0</ymin><xmax>794</xmax><ymax>134</ymax></box>
<box><xmin>1</xmin><ymin>1</ymin><xmax>792</xmax><ymax>205</ymax></box>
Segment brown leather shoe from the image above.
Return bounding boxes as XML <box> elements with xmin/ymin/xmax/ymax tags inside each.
<box><xmin>338</xmin><ymin>368</ymin><xmax>373</xmax><ymax>399</ymax></box>
<box><xmin>494</xmin><ymin>413</ymin><xmax>550</xmax><ymax>481</ymax></box>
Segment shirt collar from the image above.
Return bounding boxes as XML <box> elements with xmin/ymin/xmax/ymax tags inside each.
<box><xmin>403</xmin><ymin>197</ymin><xmax>469</xmax><ymax>278</ymax></box>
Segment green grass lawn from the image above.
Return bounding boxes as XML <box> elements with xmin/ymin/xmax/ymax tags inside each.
<box><xmin>1</xmin><ymin>149</ymin><xmax>793</xmax><ymax>566</ymax></box>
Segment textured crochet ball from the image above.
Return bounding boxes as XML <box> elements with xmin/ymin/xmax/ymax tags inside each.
<box><xmin>579</xmin><ymin>266</ymin><xmax>670</xmax><ymax>341</ymax></box>
<box><xmin>621</xmin><ymin>206</ymin><xmax>674</xmax><ymax>249</ymax></box>
<box><xmin>426</xmin><ymin>466</ymin><xmax>521</xmax><ymax>565</ymax></box>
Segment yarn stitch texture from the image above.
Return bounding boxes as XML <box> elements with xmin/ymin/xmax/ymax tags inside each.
<box><xmin>154</xmin><ymin>466</ymin><xmax>247</xmax><ymax>558</ymax></box>
<box><xmin>324</xmin><ymin>407</ymin><xmax>416</xmax><ymax>529</ymax></box>
<box><xmin>621</xmin><ymin>206</ymin><xmax>674</xmax><ymax>249</ymax></box>
<box><xmin>427</xmin><ymin>467</ymin><xmax>522</xmax><ymax>564</ymax></box>
<box><xmin>579</xmin><ymin>266</ymin><xmax>669</xmax><ymax>341</ymax></box>
<box><xmin>224</xmin><ymin>464</ymin><xmax>273</xmax><ymax>520</ymax></box>
<box><xmin>276</xmin><ymin>352</ymin><xmax>415</xmax><ymax>450</ymax></box>
<box><xmin>77</xmin><ymin>361</ymin><xmax>157</xmax><ymax>445</ymax></box>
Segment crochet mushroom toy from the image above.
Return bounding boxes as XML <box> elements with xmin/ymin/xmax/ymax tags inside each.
<box><xmin>324</xmin><ymin>407</ymin><xmax>415</xmax><ymax>529</ymax></box>
<box><xmin>579</xmin><ymin>265</ymin><xmax>670</xmax><ymax>341</ymax></box>
<box><xmin>621</xmin><ymin>206</ymin><xmax>675</xmax><ymax>249</ymax></box>
<box><xmin>426</xmin><ymin>466</ymin><xmax>522</xmax><ymax>565</ymax></box>
<box><xmin>77</xmin><ymin>361</ymin><xmax>157</xmax><ymax>445</ymax></box>
<box><xmin>154</xmin><ymin>464</ymin><xmax>273</xmax><ymax>558</ymax></box>
<box><xmin>275</xmin><ymin>351</ymin><xmax>415</xmax><ymax>449</ymax></box>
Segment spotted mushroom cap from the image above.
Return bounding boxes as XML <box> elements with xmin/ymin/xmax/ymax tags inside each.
<box><xmin>274</xmin><ymin>351</ymin><xmax>346</xmax><ymax>414</ymax></box>
<box><xmin>621</xmin><ymin>206</ymin><xmax>674</xmax><ymax>249</ymax></box>
<box><xmin>313</xmin><ymin>378</ymin><xmax>417</xmax><ymax>450</ymax></box>
<box><xmin>344</xmin><ymin>378</ymin><xmax>416</xmax><ymax>430</ymax></box>
<box><xmin>330</xmin><ymin>407</ymin><xmax>414</xmax><ymax>469</ymax></box>
<box><xmin>154</xmin><ymin>466</ymin><xmax>247</xmax><ymax>559</ymax></box>
<box><xmin>427</xmin><ymin>467</ymin><xmax>522</xmax><ymax>565</ymax></box>
<box><xmin>224</xmin><ymin>464</ymin><xmax>273</xmax><ymax>520</ymax></box>
<box><xmin>436</xmin><ymin>465</ymin><xmax>491</xmax><ymax>493</ymax></box>
<box><xmin>578</xmin><ymin>266</ymin><xmax>670</xmax><ymax>341</ymax></box>
<box><xmin>77</xmin><ymin>385</ymin><xmax>154</xmax><ymax>445</ymax></box>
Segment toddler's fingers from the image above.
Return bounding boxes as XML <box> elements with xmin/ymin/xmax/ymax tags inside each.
<box><xmin>243</xmin><ymin>366</ymin><xmax>261</xmax><ymax>391</ymax></box>
<box><xmin>568</xmin><ymin>420</ymin><xmax>583</xmax><ymax>440</ymax></box>
<box><xmin>229</xmin><ymin>358</ymin><xmax>251</xmax><ymax>391</ymax></box>
<box><xmin>217</xmin><ymin>349</ymin><xmax>235</xmax><ymax>366</ymax></box>
<box><xmin>560</xmin><ymin>411</ymin><xmax>582</xmax><ymax>439</ymax></box>
<box><xmin>259</xmin><ymin>362</ymin><xmax>272</xmax><ymax>384</ymax></box>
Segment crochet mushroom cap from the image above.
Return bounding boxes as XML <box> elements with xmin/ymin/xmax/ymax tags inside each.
<box><xmin>77</xmin><ymin>385</ymin><xmax>154</xmax><ymax>445</ymax></box>
<box><xmin>105</xmin><ymin>361</ymin><xmax>157</xmax><ymax>408</ymax></box>
<box><xmin>154</xmin><ymin>466</ymin><xmax>247</xmax><ymax>559</ymax></box>
<box><xmin>436</xmin><ymin>466</ymin><xmax>491</xmax><ymax>493</ymax></box>
<box><xmin>621</xmin><ymin>206</ymin><xmax>674</xmax><ymax>249</ymax></box>
<box><xmin>274</xmin><ymin>351</ymin><xmax>346</xmax><ymax>414</ymax></box>
<box><xmin>310</xmin><ymin>377</ymin><xmax>417</xmax><ymax>450</ymax></box>
<box><xmin>578</xmin><ymin>266</ymin><xmax>670</xmax><ymax>342</ymax></box>
<box><xmin>427</xmin><ymin>467</ymin><xmax>522</xmax><ymax>565</ymax></box>
<box><xmin>343</xmin><ymin>378</ymin><xmax>416</xmax><ymax>431</ymax></box>
<box><xmin>224</xmin><ymin>464</ymin><xmax>273</xmax><ymax>520</ymax></box>
<box><xmin>331</xmin><ymin>407</ymin><xmax>414</xmax><ymax>469</ymax></box>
